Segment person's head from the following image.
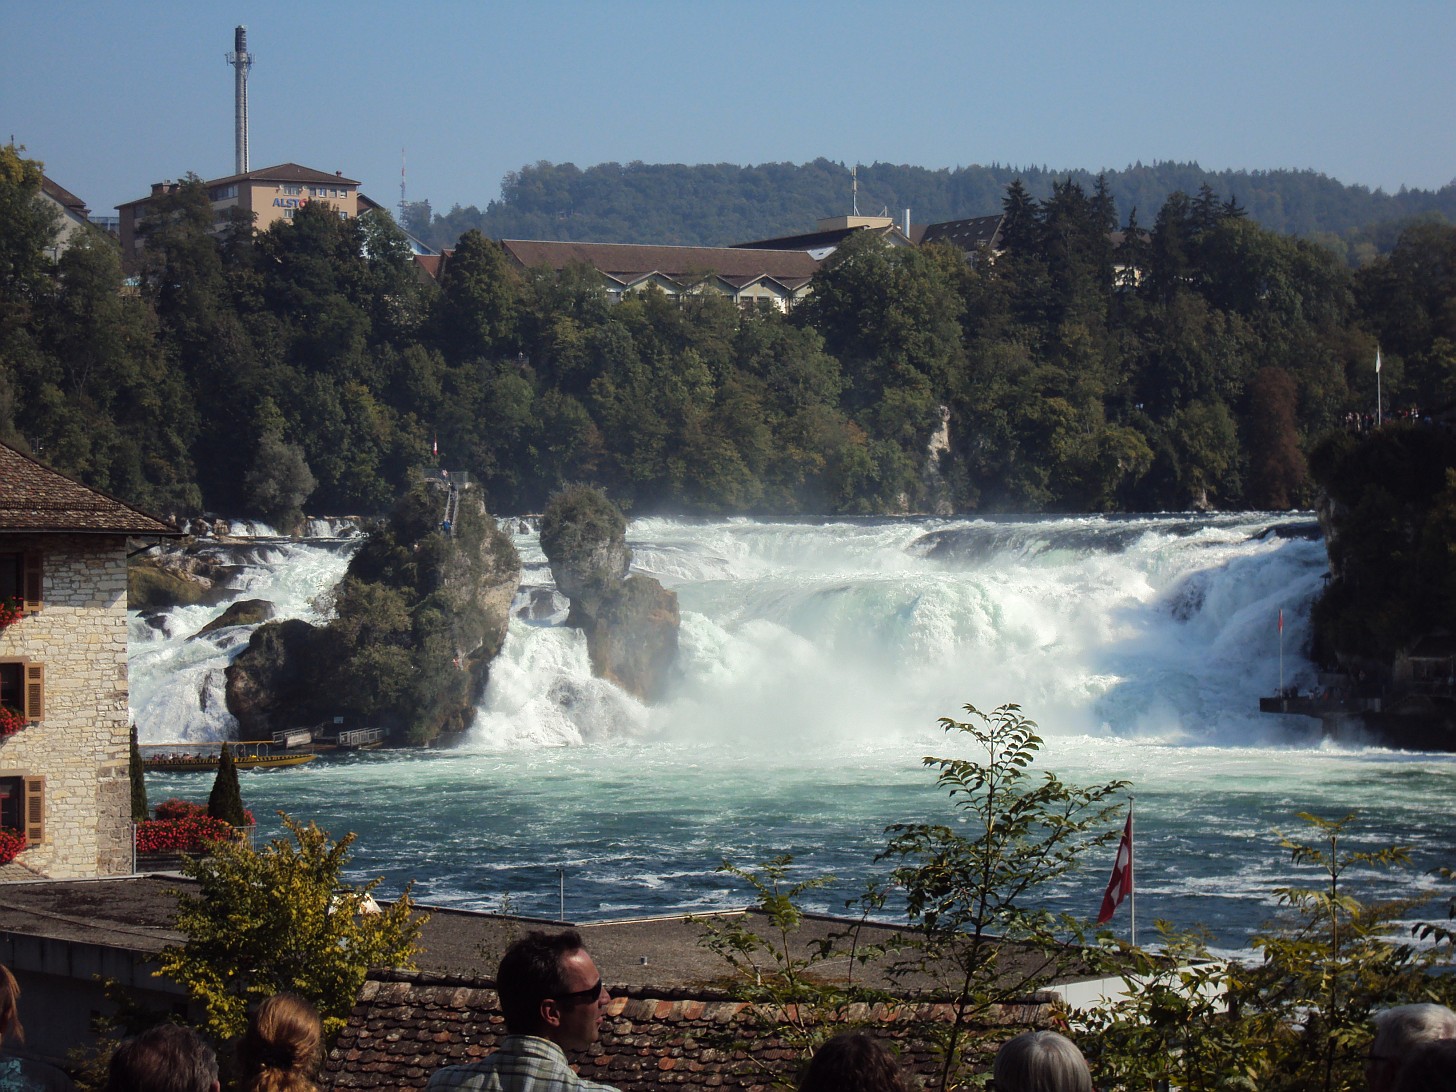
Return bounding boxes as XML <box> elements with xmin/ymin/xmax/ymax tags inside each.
<box><xmin>0</xmin><ymin>964</ymin><xmax>22</xmax><ymax>1045</ymax></box>
<box><xmin>993</xmin><ymin>1031</ymin><xmax>1092</xmax><ymax>1092</ymax></box>
<box><xmin>495</xmin><ymin>929</ymin><xmax>609</xmax><ymax>1050</ymax></box>
<box><xmin>798</xmin><ymin>1032</ymin><xmax>916</xmax><ymax>1092</ymax></box>
<box><xmin>1368</xmin><ymin>1003</ymin><xmax>1456</xmax><ymax>1092</ymax></box>
<box><xmin>238</xmin><ymin>993</ymin><xmax>322</xmax><ymax>1092</ymax></box>
<box><xmin>106</xmin><ymin>1023</ymin><xmax>220</xmax><ymax>1092</ymax></box>
<box><xmin>1393</xmin><ymin>1037</ymin><xmax>1456</xmax><ymax>1092</ymax></box>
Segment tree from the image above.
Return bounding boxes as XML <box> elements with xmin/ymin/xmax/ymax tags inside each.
<box><xmin>867</xmin><ymin>703</ymin><xmax>1129</xmax><ymax>1090</ymax></box>
<box><xmin>206</xmin><ymin>742</ymin><xmax>246</xmax><ymax>826</ymax></box>
<box><xmin>129</xmin><ymin>724</ymin><xmax>148</xmax><ymax>822</ymax></box>
<box><xmin>158</xmin><ymin>814</ymin><xmax>427</xmax><ymax>1040</ymax></box>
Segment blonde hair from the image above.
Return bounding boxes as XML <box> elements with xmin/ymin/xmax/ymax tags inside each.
<box><xmin>0</xmin><ymin>964</ymin><xmax>22</xmax><ymax>1045</ymax></box>
<box><xmin>237</xmin><ymin>993</ymin><xmax>322</xmax><ymax>1092</ymax></box>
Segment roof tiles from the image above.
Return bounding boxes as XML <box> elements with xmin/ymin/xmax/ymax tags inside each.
<box><xmin>0</xmin><ymin>441</ymin><xmax>178</xmax><ymax>535</ymax></box>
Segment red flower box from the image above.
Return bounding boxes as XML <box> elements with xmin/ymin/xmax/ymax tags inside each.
<box><xmin>0</xmin><ymin>706</ymin><xmax>26</xmax><ymax>737</ymax></box>
<box><xmin>0</xmin><ymin>828</ymin><xmax>25</xmax><ymax>865</ymax></box>
<box><xmin>135</xmin><ymin>814</ymin><xmax>250</xmax><ymax>855</ymax></box>
<box><xmin>0</xmin><ymin>598</ymin><xmax>22</xmax><ymax>631</ymax></box>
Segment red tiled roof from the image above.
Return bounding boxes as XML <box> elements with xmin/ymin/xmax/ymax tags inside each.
<box><xmin>501</xmin><ymin>240</ymin><xmax>820</xmax><ymax>286</ymax></box>
<box><xmin>323</xmin><ymin>969</ymin><xmax>1057</xmax><ymax>1091</ymax></box>
<box><xmin>0</xmin><ymin>442</ymin><xmax>179</xmax><ymax>535</ymax></box>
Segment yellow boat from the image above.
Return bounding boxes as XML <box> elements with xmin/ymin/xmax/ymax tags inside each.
<box><xmin>140</xmin><ymin>740</ymin><xmax>317</xmax><ymax>772</ymax></box>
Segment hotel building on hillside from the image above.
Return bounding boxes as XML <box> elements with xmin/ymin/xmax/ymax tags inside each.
<box><xmin>116</xmin><ymin>162</ymin><xmax>383</xmax><ymax>270</ymax></box>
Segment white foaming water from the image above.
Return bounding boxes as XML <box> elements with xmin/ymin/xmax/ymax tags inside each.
<box><xmin>137</xmin><ymin>514</ymin><xmax>1456</xmax><ymax>947</ymax></box>
<box><xmin>129</xmin><ymin>538</ymin><xmax>355</xmax><ymax>742</ymax></box>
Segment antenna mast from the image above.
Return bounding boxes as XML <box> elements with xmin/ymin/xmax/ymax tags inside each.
<box><xmin>226</xmin><ymin>26</ymin><xmax>253</xmax><ymax>174</ymax></box>
<box><xmin>851</xmin><ymin>164</ymin><xmax>859</xmax><ymax>216</ymax></box>
<box><xmin>399</xmin><ymin>148</ymin><xmax>408</xmax><ymax>224</ymax></box>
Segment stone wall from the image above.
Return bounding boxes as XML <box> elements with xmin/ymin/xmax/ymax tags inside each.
<box><xmin>0</xmin><ymin>533</ymin><xmax>131</xmax><ymax>877</ymax></box>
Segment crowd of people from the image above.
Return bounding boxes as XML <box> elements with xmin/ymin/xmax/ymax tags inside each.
<box><xmin>5</xmin><ymin>933</ymin><xmax>1456</xmax><ymax>1091</ymax></box>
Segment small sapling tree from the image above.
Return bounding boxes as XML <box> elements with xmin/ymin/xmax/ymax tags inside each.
<box><xmin>158</xmin><ymin>814</ymin><xmax>427</xmax><ymax>1040</ymax></box>
<box><xmin>869</xmin><ymin>702</ymin><xmax>1129</xmax><ymax>1090</ymax></box>
<box><xmin>129</xmin><ymin>724</ymin><xmax>148</xmax><ymax>822</ymax></box>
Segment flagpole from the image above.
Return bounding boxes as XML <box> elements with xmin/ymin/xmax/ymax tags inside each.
<box><xmin>1376</xmin><ymin>348</ymin><xmax>1383</xmax><ymax>428</ymax></box>
<box><xmin>1129</xmin><ymin>796</ymin><xmax>1136</xmax><ymax>948</ymax></box>
<box><xmin>1279</xmin><ymin>607</ymin><xmax>1284</xmax><ymax>696</ymax></box>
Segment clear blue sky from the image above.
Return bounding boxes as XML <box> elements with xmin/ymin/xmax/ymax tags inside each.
<box><xmin>5</xmin><ymin>1</ymin><xmax>1453</xmax><ymax>221</ymax></box>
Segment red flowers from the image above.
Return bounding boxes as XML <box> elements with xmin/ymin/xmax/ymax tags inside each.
<box><xmin>0</xmin><ymin>828</ymin><xmax>25</xmax><ymax>865</ymax></box>
<box><xmin>137</xmin><ymin>799</ymin><xmax>257</xmax><ymax>854</ymax></box>
<box><xmin>0</xmin><ymin>706</ymin><xmax>26</xmax><ymax>737</ymax></box>
<box><xmin>0</xmin><ymin>598</ymin><xmax>22</xmax><ymax>631</ymax></box>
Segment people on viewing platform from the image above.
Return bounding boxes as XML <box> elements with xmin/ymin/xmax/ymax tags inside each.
<box><xmin>992</xmin><ymin>1030</ymin><xmax>1093</xmax><ymax>1092</ymax></box>
<box><xmin>237</xmin><ymin>993</ymin><xmax>322</xmax><ymax>1092</ymax></box>
<box><xmin>424</xmin><ymin>929</ymin><xmax>618</xmax><ymax>1092</ymax></box>
<box><xmin>0</xmin><ymin>964</ymin><xmax>75</xmax><ymax>1091</ymax></box>
<box><xmin>104</xmin><ymin>1024</ymin><xmax>218</xmax><ymax>1092</ymax></box>
<box><xmin>797</xmin><ymin>1032</ymin><xmax>917</xmax><ymax>1092</ymax></box>
<box><xmin>1366</xmin><ymin>1003</ymin><xmax>1456</xmax><ymax>1092</ymax></box>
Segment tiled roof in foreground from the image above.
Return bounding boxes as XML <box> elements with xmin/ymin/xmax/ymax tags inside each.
<box><xmin>0</xmin><ymin>441</ymin><xmax>178</xmax><ymax>535</ymax></box>
<box><xmin>324</xmin><ymin>968</ymin><xmax>1056</xmax><ymax>1091</ymax></box>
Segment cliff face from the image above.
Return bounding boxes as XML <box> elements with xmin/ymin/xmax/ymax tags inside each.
<box><xmin>540</xmin><ymin>486</ymin><xmax>679</xmax><ymax>702</ymax></box>
<box><xmin>225</xmin><ymin>481</ymin><xmax>522</xmax><ymax>745</ymax></box>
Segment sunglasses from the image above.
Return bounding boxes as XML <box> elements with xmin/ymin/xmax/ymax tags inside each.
<box><xmin>553</xmin><ymin>978</ymin><xmax>604</xmax><ymax>1006</ymax></box>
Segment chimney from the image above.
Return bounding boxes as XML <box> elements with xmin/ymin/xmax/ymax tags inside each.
<box><xmin>227</xmin><ymin>26</ymin><xmax>253</xmax><ymax>175</ymax></box>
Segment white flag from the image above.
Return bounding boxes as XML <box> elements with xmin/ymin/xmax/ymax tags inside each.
<box><xmin>1376</xmin><ymin>349</ymin><xmax>1382</xmax><ymax>374</ymax></box>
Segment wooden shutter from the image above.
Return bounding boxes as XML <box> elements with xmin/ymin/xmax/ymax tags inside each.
<box><xmin>22</xmin><ymin>551</ymin><xmax>42</xmax><ymax>612</ymax></box>
<box><xmin>23</xmin><ymin>663</ymin><xmax>43</xmax><ymax>721</ymax></box>
<box><xmin>23</xmin><ymin>776</ymin><xmax>44</xmax><ymax>843</ymax></box>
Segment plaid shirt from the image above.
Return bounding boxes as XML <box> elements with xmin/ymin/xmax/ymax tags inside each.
<box><xmin>423</xmin><ymin>1035</ymin><xmax>619</xmax><ymax>1092</ymax></box>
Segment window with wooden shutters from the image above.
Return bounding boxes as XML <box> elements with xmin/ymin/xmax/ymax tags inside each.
<box><xmin>0</xmin><ymin>551</ymin><xmax>42</xmax><ymax>612</ymax></box>
<box><xmin>0</xmin><ymin>776</ymin><xmax>42</xmax><ymax>842</ymax></box>
<box><xmin>23</xmin><ymin>776</ymin><xmax>43</xmax><ymax>842</ymax></box>
<box><xmin>23</xmin><ymin>663</ymin><xmax>42</xmax><ymax>721</ymax></box>
<box><xmin>22</xmin><ymin>551</ymin><xmax>42</xmax><ymax>612</ymax></box>
<box><xmin>0</xmin><ymin>662</ymin><xmax>41</xmax><ymax>723</ymax></box>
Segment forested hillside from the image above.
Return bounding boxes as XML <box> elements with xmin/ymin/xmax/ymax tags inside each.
<box><xmin>2</xmin><ymin>144</ymin><xmax>1453</xmax><ymax>522</ymax></box>
<box><xmin>405</xmin><ymin>158</ymin><xmax>1456</xmax><ymax>261</ymax></box>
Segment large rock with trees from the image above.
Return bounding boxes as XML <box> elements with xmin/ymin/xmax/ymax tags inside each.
<box><xmin>225</xmin><ymin>479</ymin><xmax>521</xmax><ymax>745</ymax></box>
<box><xmin>540</xmin><ymin>485</ymin><xmax>679</xmax><ymax>701</ymax></box>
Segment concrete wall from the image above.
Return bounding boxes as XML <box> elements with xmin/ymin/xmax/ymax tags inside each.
<box><xmin>0</xmin><ymin>533</ymin><xmax>131</xmax><ymax>877</ymax></box>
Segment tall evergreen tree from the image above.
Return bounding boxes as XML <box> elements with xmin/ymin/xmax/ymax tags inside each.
<box><xmin>129</xmin><ymin>724</ymin><xmax>149</xmax><ymax>822</ymax></box>
<box><xmin>208</xmin><ymin>742</ymin><xmax>247</xmax><ymax>826</ymax></box>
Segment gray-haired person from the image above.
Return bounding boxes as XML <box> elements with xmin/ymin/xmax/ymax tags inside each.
<box><xmin>105</xmin><ymin>1024</ymin><xmax>219</xmax><ymax>1092</ymax></box>
<box><xmin>992</xmin><ymin>1030</ymin><xmax>1093</xmax><ymax>1092</ymax></box>
<box><xmin>1368</xmin><ymin>1003</ymin><xmax>1456</xmax><ymax>1092</ymax></box>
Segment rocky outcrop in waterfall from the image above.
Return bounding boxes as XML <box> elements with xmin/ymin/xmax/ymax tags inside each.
<box><xmin>540</xmin><ymin>486</ymin><xmax>679</xmax><ymax>701</ymax></box>
<box><xmin>225</xmin><ymin>480</ymin><xmax>521</xmax><ymax>745</ymax></box>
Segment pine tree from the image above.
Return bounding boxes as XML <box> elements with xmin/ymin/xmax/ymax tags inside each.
<box><xmin>129</xmin><ymin>724</ymin><xmax>148</xmax><ymax>822</ymax></box>
<box><xmin>207</xmin><ymin>742</ymin><xmax>247</xmax><ymax>826</ymax></box>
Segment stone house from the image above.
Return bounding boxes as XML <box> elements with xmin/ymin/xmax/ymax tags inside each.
<box><xmin>0</xmin><ymin>441</ymin><xmax>178</xmax><ymax>878</ymax></box>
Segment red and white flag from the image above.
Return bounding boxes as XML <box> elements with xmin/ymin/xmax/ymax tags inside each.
<box><xmin>433</xmin><ymin>433</ymin><xmax>439</xmax><ymax>459</ymax></box>
<box><xmin>1278</xmin><ymin>608</ymin><xmax>1284</xmax><ymax>634</ymax></box>
<box><xmin>1097</xmin><ymin>807</ymin><xmax>1134</xmax><ymax>924</ymax></box>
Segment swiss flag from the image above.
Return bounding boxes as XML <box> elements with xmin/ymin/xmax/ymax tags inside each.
<box><xmin>1097</xmin><ymin>809</ymin><xmax>1133</xmax><ymax>924</ymax></box>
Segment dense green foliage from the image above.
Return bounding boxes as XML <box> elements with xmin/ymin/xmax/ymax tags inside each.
<box><xmin>1307</xmin><ymin>426</ymin><xmax>1456</xmax><ymax>662</ymax></box>
<box><xmin>407</xmin><ymin>158</ymin><xmax>1456</xmax><ymax>259</ymax></box>
<box><xmin>158</xmin><ymin>814</ymin><xmax>426</xmax><ymax>1041</ymax></box>
<box><xmin>128</xmin><ymin>724</ymin><xmax>148</xmax><ymax>822</ymax></box>
<box><xmin>3</xmin><ymin>144</ymin><xmax>1452</xmax><ymax>517</ymax></box>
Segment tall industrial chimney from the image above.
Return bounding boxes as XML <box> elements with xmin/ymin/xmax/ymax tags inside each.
<box><xmin>226</xmin><ymin>26</ymin><xmax>253</xmax><ymax>174</ymax></box>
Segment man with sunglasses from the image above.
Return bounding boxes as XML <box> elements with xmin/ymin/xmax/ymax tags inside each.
<box><xmin>425</xmin><ymin>929</ymin><xmax>618</xmax><ymax>1091</ymax></box>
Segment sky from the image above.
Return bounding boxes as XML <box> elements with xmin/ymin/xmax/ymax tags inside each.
<box><xmin>4</xmin><ymin>1</ymin><xmax>1454</xmax><ymax>222</ymax></box>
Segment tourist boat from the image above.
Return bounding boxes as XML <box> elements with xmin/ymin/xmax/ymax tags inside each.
<box><xmin>140</xmin><ymin>739</ymin><xmax>317</xmax><ymax>772</ymax></box>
